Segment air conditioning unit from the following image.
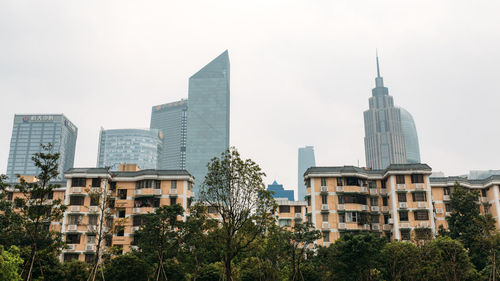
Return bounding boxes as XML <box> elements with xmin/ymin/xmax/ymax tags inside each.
<box><xmin>482</xmin><ymin>197</ymin><xmax>488</xmax><ymax>203</ymax></box>
<box><xmin>399</xmin><ymin>202</ymin><xmax>408</xmax><ymax>209</ymax></box>
<box><xmin>417</xmin><ymin>202</ymin><xmax>427</xmax><ymax>208</ymax></box>
<box><xmin>337</xmin><ymin>204</ymin><xmax>345</xmax><ymax>210</ymax></box>
<box><xmin>336</xmin><ymin>186</ymin><xmax>344</xmax><ymax>192</ymax></box>
<box><xmin>380</xmin><ymin>188</ymin><xmax>388</xmax><ymax>195</ymax></box>
<box><xmin>445</xmin><ymin>212</ymin><xmax>451</xmax><ymax>216</ymax></box>
<box><xmin>44</xmin><ymin>199</ymin><xmax>53</xmax><ymax>205</ymax></box>
<box><xmin>400</xmin><ymin>223</ymin><xmax>410</xmax><ymax>228</ymax></box>
<box><xmin>131</xmin><ymin>226</ymin><xmax>140</xmax><ymax>232</ymax></box>
<box><xmin>133</xmin><ymin>208</ymin><xmax>141</xmax><ymax>214</ymax></box>
<box><xmin>134</xmin><ymin>189</ymin><xmax>142</xmax><ymax>195</ymax></box>
<box><xmin>89</xmin><ymin>206</ymin><xmax>98</xmax><ymax>212</ymax></box>
<box><xmin>443</xmin><ymin>195</ymin><xmax>450</xmax><ymax>201</ymax></box>
<box><xmin>381</xmin><ymin>206</ymin><xmax>389</xmax><ymax>212</ymax></box>
<box><xmin>91</xmin><ymin>187</ymin><xmax>100</xmax><ymax>193</ymax></box>
<box><xmin>370</xmin><ymin>189</ymin><xmax>378</xmax><ymax>195</ymax></box>
<box><xmin>361</xmin><ymin>205</ymin><xmax>369</xmax><ymax>211</ymax></box>
<box><xmin>322</xmin><ymin>222</ymin><xmax>330</xmax><ymax>229</ymax></box>
<box><xmin>382</xmin><ymin>224</ymin><xmax>392</xmax><ymax>231</ymax></box>
<box><xmin>418</xmin><ymin>222</ymin><xmax>429</xmax><ymax>228</ymax></box>
<box><xmin>102</xmin><ymin>226</ymin><xmax>110</xmax><ymax>232</ymax></box>
<box><xmin>154</xmin><ymin>189</ymin><xmax>162</xmax><ymax>195</ymax></box>
<box><xmin>397</xmin><ymin>184</ymin><xmax>406</xmax><ymax>190</ymax></box>
<box><xmin>360</xmin><ymin>186</ymin><xmax>368</xmax><ymax>193</ymax></box>
<box><xmin>67</xmin><ymin>224</ymin><xmax>77</xmax><ymax>231</ymax></box>
<box><xmin>322</xmin><ymin>242</ymin><xmax>331</xmax><ymax>247</ymax></box>
<box><xmin>86</xmin><ymin>245</ymin><xmax>95</xmax><ymax>251</ymax></box>
<box><xmin>72</xmin><ymin>187</ymin><xmax>82</xmax><ymax>193</ymax></box>
<box><xmin>66</xmin><ymin>244</ymin><xmax>75</xmax><ymax>251</ymax></box>
<box><xmin>295</xmin><ymin>213</ymin><xmax>302</xmax><ymax>219</ymax></box>
<box><xmin>87</xmin><ymin>225</ymin><xmax>97</xmax><ymax>232</ymax></box>
<box><xmin>130</xmin><ymin>245</ymin><xmax>139</xmax><ymax>251</ymax></box>
<box><xmin>372</xmin><ymin>224</ymin><xmax>380</xmax><ymax>231</ymax></box>
<box><xmin>415</xmin><ymin>183</ymin><xmax>425</xmax><ymax>190</ymax></box>
<box><xmin>362</xmin><ymin>224</ymin><xmax>370</xmax><ymax>230</ymax></box>
<box><xmin>320</xmin><ymin>186</ymin><xmax>328</xmax><ymax>192</ymax></box>
<box><xmin>70</xmin><ymin>206</ymin><xmax>80</xmax><ymax>212</ymax></box>
<box><xmin>170</xmin><ymin>189</ymin><xmax>178</xmax><ymax>195</ymax></box>
<box><xmin>388</xmin><ymin>218</ymin><xmax>394</xmax><ymax>224</ymax></box>
<box><xmin>436</xmin><ymin>208</ymin><xmax>444</xmax><ymax>214</ymax></box>
<box><xmin>321</xmin><ymin>204</ymin><xmax>329</xmax><ymax>211</ymax></box>
<box><xmin>371</xmin><ymin>206</ymin><xmax>379</xmax><ymax>212</ymax></box>
<box><xmin>338</xmin><ymin>223</ymin><xmax>346</xmax><ymax>229</ymax></box>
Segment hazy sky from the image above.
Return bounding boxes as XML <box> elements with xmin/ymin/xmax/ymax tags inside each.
<box><xmin>1</xmin><ymin>1</ymin><xmax>499</xmax><ymax>199</ymax></box>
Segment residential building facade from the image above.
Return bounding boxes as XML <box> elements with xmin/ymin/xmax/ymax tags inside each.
<box><xmin>298</xmin><ymin>146</ymin><xmax>316</xmax><ymax>201</ymax></box>
<box><xmin>6</xmin><ymin>114</ymin><xmax>78</xmax><ymax>182</ymax></box>
<box><xmin>97</xmin><ymin>128</ymin><xmax>162</xmax><ymax>170</ymax></box>
<box><xmin>276</xmin><ymin>198</ymin><xmax>307</xmax><ymax>228</ymax></box>
<box><xmin>150</xmin><ymin>99</ymin><xmax>188</xmax><ymax>170</ymax></box>
<box><xmin>186</xmin><ymin>50</ymin><xmax>230</xmax><ymax>193</ymax></box>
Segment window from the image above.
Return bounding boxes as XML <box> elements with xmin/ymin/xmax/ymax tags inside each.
<box><xmin>338</xmin><ymin>195</ymin><xmax>343</xmax><ymax>204</ymax></box>
<box><xmin>307</xmin><ymin>197</ymin><xmax>311</xmax><ymax>206</ymax></box>
<box><xmin>323</xmin><ymin>232</ymin><xmax>330</xmax><ymax>242</ymax></box>
<box><xmin>109</xmin><ymin>182</ymin><xmax>116</xmax><ymax>190</ymax></box>
<box><xmin>133</xmin><ymin>216</ymin><xmax>144</xmax><ymax>227</ymax></box>
<box><xmin>72</xmin><ymin>178</ymin><xmax>86</xmax><ymax>187</ymax></box>
<box><xmin>279</xmin><ymin>219</ymin><xmax>291</xmax><ymax>227</ymax></box>
<box><xmin>322</xmin><ymin>213</ymin><xmax>328</xmax><ymax>222</ymax></box>
<box><xmin>69</xmin><ymin>196</ymin><xmax>84</xmax><ymax>206</ymax></box>
<box><xmin>187</xmin><ymin>198</ymin><xmax>192</xmax><ymax>209</ymax></box>
<box><xmin>321</xmin><ymin>195</ymin><xmax>328</xmax><ymax>205</ymax></box>
<box><xmin>117</xmin><ymin>209</ymin><xmax>126</xmax><ymax>218</ymax></box>
<box><xmin>171</xmin><ymin>180</ymin><xmax>177</xmax><ymax>190</ymax></box>
<box><xmin>368</xmin><ymin>181</ymin><xmax>377</xmax><ymax>189</ymax></box>
<box><xmin>279</xmin><ymin>206</ymin><xmax>291</xmax><ymax>213</ymax></box>
<box><xmin>136</xmin><ymin>180</ymin><xmax>161</xmax><ymax>189</ymax></box>
<box><xmin>414</xmin><ymin>210</ymin><xmax>429</xmax><ymax>221</ymax></box>
<box><xmin>116</xmin><ymin>228</ymin><xmax>124</xmax><ymax>237</ymax></box>
<box><xmin>382</xmin><ymin>197</ymin><xmax>388</xmax><ymax>206</ymax></box>
<box><xmin>66</xmin><ymin>233</ymin><xmax>80</xmax><ymax>244</ymax></box>
<box><xmin>85</xmin><ymin>254</ymin><xmax>95</xmax><ymax>264</ymax></box>
<box><xmin>170</xmin><ymin>197</ymin><xmax>177</xmax><ymax>205</ymax></box>
<box><xmin>7</xmin><ymin>192</ymin><xmax>13</xmax><ymax>201</ymax></box>
<box><xmin>401</xmin><ymin>230</ymin><xmax>411</xmax><ymax>241</ymax></box>
<box><xmin>337</xmin><ymin>177</ymin><xmax>343</xmax><ymax>186</ymax></box>
<box><xmin>396</xmin><ymin>175</ymin><xmax>405</xmax><ymax>184</ymax></box>
<box><xmin>412</xmin><ymin>192</ymin><xmax>427</xmax><ymax>202</ymax></box>
<box><xmin>445</xmin><ymin>203</ymin><xmax>451</xmax><ymax>212</ymax></box>
<box><xmin>370</xmin><ymin>197</ymin><xmax>378</xmax><ymax>206</ymax></box>
<box><xmin>398</xmin><ymin>193</ymin><xmax>407</xmax><ymax>202</ymax></box>
<box><xmin>294</xmin><ymin>206</ymin><xmax>301</xmax><ymax>213</ymax></box>
<box><xmin>118</xmin><ymin>189</ymin><xmax>127</xmax><ymax>200</ymax></box>
<box><xmin>345</xmin><ymin>177</ymin><xmax>363</xmax><ymax>186</ymax></box>
<box><xmin>399</xmin><ymin>211</ymin><xmax>409</xmax><ymax>222</ymax></box>
<box><xmin>320</xmin><ymin>177</ymin><xmax>327</xmax><ymax>186</ymax></box>
<box><xmin>68</xmin><ymin>215</ymin><xmax>82</xmax><ymax>225</ymax></box>
<box><xmin>104</xmin><ymin>235</ymin><xmax>112</xmax><ymax>246</ymax></box>
<box><xmin>91</xmin><ymin>178</ymin><xmax>101</xmax><ymax>188</ymax></box>
<box><xmin>339</xmin><ymin>212</ymin><xmax>357</xmax><ymax>223</ymax></box>
<box><xmin>64</xmin><ymin>254</ymin><xmax>79</xmax><ymax>263</ymax></box>
<box><xmin>381</xmin><ymin>180</ymin><xmax>387</xmax><ymax>189</ymax></box>
<box><xmin>155</xmin><ymin>180</ymin><xmax>161</xmax><ymax>189</ymax></box>
<box><xmin>90</xmin><ymin>195</ymin><xmax>99</xmax><ymax>206</ymax></box>
<box><xmin>371</xmin><ymin>215</ymin><xmax>380</xmax><ymax>223</ymax></box>
<box><xmin>87</xmin><ymin>235</ymin><xmax>96</xmax><ymax>244</ymax></box>
<box><xmin>481</xmin><ymin>189</ymin><xmax>487</xmax><ymax>197</ymax></box>
<box><xmin>484</xmin><ymin>204</ymin><xmax>490</xmax><ymax>214</ymax></box>
<box><xmin>306</xmin><ymin>179</ymin><xmax>311</xmax><ymax>188</ymax></box>
<box><xmin>444</xmin><ymin>187</ymin><xmax>451</xmax><ymax>195</ymax></box>
<box><xmin>306</xmin><ymin>214</ymin><xmax>311</xmax><ymax>223</ymax></box>
<box><xmin>337</xmin><ymin>194</ymin><xmax>366</xmax><ymax>204</ymax></box>
<box><xmin>411</xmin><ymin>174</ymin><xmax>424</xmax><ymax>184</ymax></box>
<box><xmin>88</xmin><ymin>215</ymin><xmax>98</xmax><ymax>226</ymax></box>
<box><xmin>384</xmin><ymin>214</ymin><xmax>390</xmax><ymax>224</ymax></box>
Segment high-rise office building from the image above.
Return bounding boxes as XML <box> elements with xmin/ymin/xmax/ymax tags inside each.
<box><xmin>364</xmin><ymin>55</ymin><xmax>407</xmax><ymax>169</ymax></box>
<box><xmin>298</xmin><ymin>146</ymin><xmax>316</xmax><ymax>201</ymax></box>
<box><xmin>186</xmin><ymin>51</ymin><xmax>230</xmax><ymax>193</ymax></box>
<box><xmin>150</xmin><ymin>99</ymin><xmax>188</xmax><ymax>170</ymax></box>
<box><xmin>6</xmin><ymin>114</ymin><xmax>78</xmax><ymax>181</ymax></box>
<box><xmin>267</xmin><ymin>180</ymin><xmax>295</xmax><ymax>201</ymax></box>
<box><xmin>97</xmin><ymin>128</ymin><xmax>162</xmax><ymax>170</ymax></box>
<box><xmin>399</xmin><ymin>107</ymin><xmax>421</xmax><ymax>164</ymax></box>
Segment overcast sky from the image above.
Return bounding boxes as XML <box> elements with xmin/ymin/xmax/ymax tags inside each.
<box><xmin>1</xmin><ymin>1</ymin><xmax>499</xmax><ymax>199</ymax></box>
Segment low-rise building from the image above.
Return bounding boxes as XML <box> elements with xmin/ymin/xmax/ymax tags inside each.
<box><xmin>275</xmin><ymin>198</ymin><xmax>307</xmax><ymax>228</ymax></box>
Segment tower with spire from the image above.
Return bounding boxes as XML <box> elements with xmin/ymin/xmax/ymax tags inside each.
<box><xmin>363</xmin><ymin>53</ymin><xmax>408</xmax><ymax>169</ymax></box>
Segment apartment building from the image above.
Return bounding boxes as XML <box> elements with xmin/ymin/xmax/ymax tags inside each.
<box><xmin>275</xmin><ymin>198</ymin><xmax>307</xmax><ymax>228</ymax></box>
<box><xmin>304</xmin><ymin>164</ymin><xmax>434</xmax><ymax>246</ymax></box>
<box><xmin>430</xmin><ymin>175</ymin><xmax>500</xmax><ymax>230</ymax></box>
<box><xmin>61</xmin><ymin>165</ymin><xmax>193</xmax><ymax>263</ymax></box>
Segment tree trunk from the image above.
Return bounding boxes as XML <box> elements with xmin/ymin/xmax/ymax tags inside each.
<box><xmin>225</xmin><ymin>255</ymin><xmax>232</xmax><ymax>281</ymax></box>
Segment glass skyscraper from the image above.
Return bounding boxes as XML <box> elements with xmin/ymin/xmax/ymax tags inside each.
<box><xmin>97</xmin><ymin>128</ymin><xmax>162</xmax><ymax>170</ymax></box>
<box><xmin>150</xmin><ymin>99</ymin><xmax>188</xmax><ymax>170</ymax></box>
<box><xmin>399</xmin><ymin>107</ymin><xmax>421</xmax><ymax>164</ymax></box>
<box><xmin>268</xmin><ymin>180</ymin><xmax>295</xmax><ymax>201</ymax></box>
<box><xmin>364</xmin><ymin>54</ymin><xmax>421</xmax><ymax>169</ymax></box>
<box><xmin>298</xmin><ymin>146</ymin><xmax>316</xmax><ymax>201</ymax></box>
<box><xmin>6</xmin><ymin>114</ymin><xmax>78</xmax><ymax>182</ymax></box>
<box><xmin>186</xmin><ymin>50</ymin><xmax>230</xmax><ymax>193</ymax></box>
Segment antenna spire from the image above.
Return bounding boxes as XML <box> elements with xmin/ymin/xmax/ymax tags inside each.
<box><xmin>376</xmin><ymin>49</ymin><xmax>381</xmax><ymax>78</ymax></box>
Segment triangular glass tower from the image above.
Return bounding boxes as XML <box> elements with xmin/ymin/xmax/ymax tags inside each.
<box><xmin>186</xmin><ymin>51</ymin><xmax>230</xmax><ymax>194</ymax></box>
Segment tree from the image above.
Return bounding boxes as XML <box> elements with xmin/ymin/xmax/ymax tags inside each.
<box><xmin>0</xmin><ymin>245</ymin><xmax>24</xmax><ymax>281</ymax></box>
<box><xmin>13</xmin><ymin>144</ymin><xmax>67</xmax><ymax>281</ymax></box>
<box><xmin>199</xmin><ymin>148</ymin><xmax>276</xmax><ymax>281</ymax></box>
<box><xmin>285</xmin><ymin>221</ymin><xmax>322</xmax><ymax>281</ymax></box>
<box><xmin>328</xmin><ymin>232</ymin><xmax>386</xmax><ymax>281</ymax></box>
<box><xmin>476</xmin><ymin>214</ymin><xmax>500</xmax><ymax>281</ymax></box>
<box><xmin>381</xmin><ymin>241</ymin><xmax>420</xmax><ymax>281</ymax></box>
<box><xmin>135</xmin><ymin>204</ymin><xmax>184</xmax><ymax>281</ymax></box>
<box><xmin>62</xmin><ymin>260</ymin><xmax>90</xmax><ymax>281</ymax></box>
<box><xmin>419</xmin><ymin>236</ymin><xmax>477</xmax><ymax>281</ymax></box>
<box><xmin>103</xmin><ymin>253</ymin><xmax>150</xmax><ymax>281</ymax></box>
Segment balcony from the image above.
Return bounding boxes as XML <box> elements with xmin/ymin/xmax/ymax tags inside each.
<box><xmin>135</xmin><ymin>188</ymin><xmax>161</xmax><ymax>196</ymax></box>
<box><xmin>69</xmin><ymin>206</ymin><xmax>81</xmax><ymax>212</ymax></box>
<box><xmin>399</xmin><ymin>202</ymin><xmax>408</xmax><ymax>209</ymax></box>
<box><xmin>67</xmin><ymin>224</ymin><xmax>78</xmax><ymax>231</ymax></box>
<box><xmin>396</xmin><ymin>184</ymin><xmax>406</xmax><ymax>191</ymax></box>
<box><xmin>415</xmin><ymin>183</ymin><xmax>425</xmax><ymax>190</ymax></box>
<box><xmin>133</xmin><ymin>207</ymin><xmax>156</xmax><ymax>214</ymax></box>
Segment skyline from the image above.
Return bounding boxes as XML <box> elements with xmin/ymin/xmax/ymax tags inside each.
<box><xmin>0</xmin><ymin>1</ymin><xmax>499</xmax><ymax>198</ymax></box>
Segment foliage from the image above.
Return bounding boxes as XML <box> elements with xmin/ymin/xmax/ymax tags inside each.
<box><xmin>381</xmin><ymin>241</ymin><xmax>420</xmax><ymax>281</ymax></box>
<box><xmin>62</xmin><ymin>260</ymin><xmax>90</xmax><ymax>281</ymax></box>
<box><xmin>199</xmin><ymin>148</ymin><xmax>276</xmax><ymax>281</ymax></box>
<box><xmin>103</xmin><ymin>253</ymin><xmax>150</xmax><ymax>281</ymax></box>
<box><xmin>0</xmin><ymin>245</ymin><xmax>23</xmax><ymax>281</ymax></box>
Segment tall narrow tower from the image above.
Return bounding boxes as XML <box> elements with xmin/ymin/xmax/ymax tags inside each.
<box><xmin>363</xmin><ymin>54</ymin><xmax>407</xmax><ymax>169</ymax></box>
<box><xmin>186</xmin><ymin>51</ymin><xmax>230</xmax><ymax>194</ymax></box>
<box><xmin>298</xmin><ymin>146</ymin><xmax>316</xmax><ymax>200</ymax></box>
